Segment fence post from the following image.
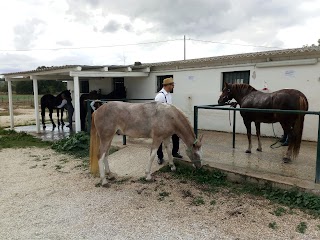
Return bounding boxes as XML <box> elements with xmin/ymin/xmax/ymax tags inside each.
<box><xmin>86</xmin><ymin>100</ymin><xmax>92</xmax><ymax>133</ymax></box>
<box><xmin>194</xmin><ymin>106</ymin><xmax>198</xmax><ymax>137</ymax></box>
<box><xmin>316</xmin><ymin>114</ymin><xmax>320</xmax><ymax>183</ymax></box>
<box><xmin>233</xmin><ymin>109</ymin><xmax>236</xmax><ymax>148</ymax></box>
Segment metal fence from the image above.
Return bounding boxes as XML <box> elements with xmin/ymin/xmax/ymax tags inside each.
<box><xmin>193</xmin><ymin>104</ymin><xmax>320</xmax><ymax>183</ymax></box>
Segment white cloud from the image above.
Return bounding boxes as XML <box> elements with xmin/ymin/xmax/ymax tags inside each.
<box><xmin>0</xmin><ymin>0</ymin><xmax>320</xmax><ymax>74</ymax></box>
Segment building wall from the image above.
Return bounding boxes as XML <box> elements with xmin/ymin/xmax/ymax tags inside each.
<box><xmin>86</xmin><ymin>60</ymin><xmax>320</xmax><ymax>141</ymax></box>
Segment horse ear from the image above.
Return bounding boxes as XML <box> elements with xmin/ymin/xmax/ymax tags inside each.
<box><xmin>199</xmin><ymin>134</ymin><xmax>204</xmax><ymax>143</ymax></box>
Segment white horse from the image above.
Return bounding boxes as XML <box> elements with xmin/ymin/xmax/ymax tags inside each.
<box><xmin>90</xmin><ymin>101</ymin><xmax>203</xmax><ymax>187</ymax></box>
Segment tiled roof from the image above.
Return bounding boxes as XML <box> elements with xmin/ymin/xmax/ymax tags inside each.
<box><xmin>135</xmin><ymin>46</ymin><xmax>320</xmax><ymax>67</ymax></box>
<box><xmin>3</xmin><ymin>46</ymin><xmax>320</xmax><ymax>76</ymax></box>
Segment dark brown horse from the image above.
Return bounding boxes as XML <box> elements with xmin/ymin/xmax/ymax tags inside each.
<box><xmin>40</xmin><ymin>90</ymin><xmax>72</xmax><ymax>130</ymax></box>
<box><xmin>80</xmin><ymin>87</ymin><xmax>127</xmax><ymax>131</ymax></box>
<box><xmin>218</xmin><ymin>83</ymin><xmax>308</xmax><ymax>163</ymax></box>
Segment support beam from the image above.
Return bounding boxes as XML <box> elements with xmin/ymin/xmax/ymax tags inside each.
<box><xmin>6</xmin><ymin>78</ymin><xmax>14</xmax><ymax>129</ymax></box>
<box><xmin>73</xmin><ymin>76</ymin><xmax>81</xmax><ymax>132</ymax></box>
<box><xmin>32</xmin><ymin>77</ymin><xmax>40</xmax><ymax>133</ymax></box>
<box><xmin>69</xmin><ymin>71</ymin><xmax>149</xmax><ymax>78</ymax></box>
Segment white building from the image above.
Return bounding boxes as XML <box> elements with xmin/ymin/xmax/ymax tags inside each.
<box><xmin>4</xmin><ymin>47</ymin><xmax>320</xmax><ymax>140</ymax></box>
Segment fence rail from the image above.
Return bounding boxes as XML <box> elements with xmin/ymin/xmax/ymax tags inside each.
<box><xmin>193</xmin><ymin>104</ymin><xmax>320</xmax><ymax>183</ymax></box>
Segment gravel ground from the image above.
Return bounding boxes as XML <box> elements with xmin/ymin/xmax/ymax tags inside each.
<box><xmin>0</xmin><ymin>108</ymin><xmax>36</xmax><ymax>128</ymax></box>
<box><xmin>1</xmin><ymin>147</ymin><xmax>320</xmax><ymax>240</ymax></box>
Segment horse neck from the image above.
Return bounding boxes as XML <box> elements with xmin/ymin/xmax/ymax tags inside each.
<box><xmin>232</xmin><ymin>84</ymin><xmax>256</xmax><ymax>105</ymax></box>
<box><xmin>174</xmin><ymin>110</ymin><xmax>196</xmax><ymax>148</ymax></box>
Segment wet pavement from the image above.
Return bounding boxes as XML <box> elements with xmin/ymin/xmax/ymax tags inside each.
<box><xmin>13</xmin><ymin>124</ymin><xmax>75</xmax><ymax>142</ymax></box>
<box><xmin>10</xmin><ymin>125</ymin><xmax>320</xmax><ymax>192</ymax></box>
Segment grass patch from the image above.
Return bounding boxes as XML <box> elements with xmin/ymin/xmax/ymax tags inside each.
<box><xmin>268</xmin><ymin>222</ymin><xmax>278</xmax><ymax>230</ymax></box>
<box><xmin>160</xmin><ymin>162</ymin><xmax>227</xmax><ymax>187</ymax></box>
<box><xmin>191</xmin><ymin>196</ymin><xmax>205</xmax><ymax>206</ymax></box>
<box><xmin>296</xmin><ymin>222</ymin><xmax>307</xmax><ymax>234</ymax></box>
<box><xmin>51</xmin><ymin>132</ymin><xmax>119</xmax><ymax>159</ymax></box>
<box><xmin>0</xmin><ymin>128</ymin><xmax>51</xmax><ymax>149</ymax></box>
<box><xmin>160</xmin><ymin>161</ymin><xmax>320</xmax><ymax>218</ymax></box>
<box><xmin>272</xmin><ymin>207</ymin><xmax>287</xmax><ymax>217</ymax></box>
<box><xmin>158</xmin><ymin>191</ymin><xmax>171</xmax><ymax>201</ymax></box>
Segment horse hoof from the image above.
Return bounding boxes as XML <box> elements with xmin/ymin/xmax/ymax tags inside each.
<box><xmin>101</xmin><ymin>179</ymin><xmax>110</xmax><ymax>187</ymax></box>
<box><xmin>107</xmin><ymin>175</ymin><xmax>116</xmax><ymax>181</ymax></box>
<box><xmin>170</xmin><ymin>165</ymin><xmax>176</xmax><ymax>171</ymax></box>
<box><xmin>102</xmin><ymin>182</ymin><xmax>111</xmax><ymax>188</ymax></box>
<box><xmin>283</xmin><ymin>157</ymin><xmax>291</xmax><ymax>163</ymax></box>
<box><xmin>256</xmin><ymin>148</ymin><xmax>262</xmax><ymax>152</ymax></box>
<box><xmin>245</xmin><ymin>150</ymin><xmax>251</xmax><ymax>153</ymax></box>
<box><xmin>145</xmin><ymin>175</ymin><xmax>152</xmax><ymax>181</ymax></box>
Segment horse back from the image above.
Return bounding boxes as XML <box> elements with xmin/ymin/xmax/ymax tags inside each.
<box><xmin>241</xmin><ymin>89</ymin><xmax>308</xmax><ymax>123</ymax></box>
<box><xmin>94</xmin><ymin>101</ymin><xmax>177</xmax><ymax>138</ymax></box>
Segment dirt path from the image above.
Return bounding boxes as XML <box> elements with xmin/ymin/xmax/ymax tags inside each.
<box><xmin>0</xmin><ymin>147</ymin><xmax>320</xmax><ymax>240</ymax></box>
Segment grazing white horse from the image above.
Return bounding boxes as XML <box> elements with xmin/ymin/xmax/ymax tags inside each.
<box><xmin>90</xmin><ymin>101</ymin><xmax>203</xmax><ymax>187</ymax></box>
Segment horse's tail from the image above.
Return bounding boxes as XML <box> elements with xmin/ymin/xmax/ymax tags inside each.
<box><xmin>40</xmin><ymin>96</ymin><xmax>46</xmax><ymax>116</ymax></box>
<box><xmin>89</xmin><ymin>112</ymin><xmax>100</xmax><ymax>177</ymax></box>
<box><xmin>291</xmin><ymin>96</ymin><xmax>309</xmax><ymax>159</ymax></box>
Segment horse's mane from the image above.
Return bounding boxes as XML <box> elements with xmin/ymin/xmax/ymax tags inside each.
<box><xmin>232</xmin><ymin>83</ymin><xmax>257</xmax><ymax>95</ymax></box>
<box><xmin>171</xmin><ymin>104</ymin><xmax>196</xmax><ymax>138</ymax></box>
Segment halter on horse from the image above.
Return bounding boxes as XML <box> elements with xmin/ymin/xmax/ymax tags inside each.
<box><xmin>90</xmin><ymin>101</ymin><xmax>203</xmax><ymax>187</ymax></box>
<box><xmin>40</xmin><ymin>90</ymin><xmax>72</xmax><ymax>130</ymax></box>
<box><xmin>218</xmin><ymin>83</ymin><xmax>308</xmax><ymax>163</ymax></box>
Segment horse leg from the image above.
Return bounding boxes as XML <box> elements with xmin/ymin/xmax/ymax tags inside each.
<box><xmin>98</xmin><ymin>139</ymin><xmax>113</xmax><ymax>187</ymax></box>
<box><xmin>244</xmin><ymin>120</ymin><xmax>252</xmax><ymax>153</ymax></box>
<box><xmin>255</xmin><ymin>122</ymin><xmax>262</xmax><ymax>152</ymax></box>
<box><xmin>57</xmin><ymin>109</ymin><xmax>60</xmax><ymax>128</ymax></box>
<box><xmin>49</xmin><ymin>109</ymin><xmax>56</xmax><ymax>130</ymax></box>
<box><xmin>145</xmin><ymin>139</ymin><xmax>162</xmax><ymax>181</ymax></box>
<box><xmin>280</xmin><ymin>122</ymin><xmax>294</xmax><ymax>163</ymax></box>
<box><xmin>163</xmin><ymin>137</ymin><xmax>176</xmax><ymax>171</ymax></box>
<box><xmin>61</xmin><ymin>109</ymin><xmax>65</xmax><ymax>127</ymax></box>
<box><xmin>41</xmin><ymin>107</ymin><xmax>46</xmax><ymax>130</ymax></box>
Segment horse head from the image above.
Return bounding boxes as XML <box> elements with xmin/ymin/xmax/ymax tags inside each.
<box><xmin>218</xmin><ymin>82</ymin><xmax>233</xmax><ymax>105</ymax></box>
<box><xmin>62</xmin><ymin>90</ymin><xmax>72</xmax><ymax>100</ymax></box>
<box><xmin>186</xmin><ymin>135</ymin><xmax>203</xmax><ymax>168</ymax></box>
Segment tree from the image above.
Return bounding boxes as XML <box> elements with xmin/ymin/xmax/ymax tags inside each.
<box><xmin>302</xmin><ymin>39</ymin><xmax>320</xmax><ymax>48</ymax></box>
<box><xmin>0</xmin><ymin>79</ymin><xmax>8</xmax><ymax>93</ymax></box>
<box><xmin>15</xmin><ymin>80</ymin><xmax>67</xmax><ymax>94</ymax></box>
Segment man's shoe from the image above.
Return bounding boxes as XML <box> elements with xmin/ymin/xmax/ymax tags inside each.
<box><xmin>172</xmin><ymin>153</ymin><xmax>183</xmax><ymax>159</ymax></box>
<box><xmin>157</xmin><ymin>158</ymin><xmax>164</xmax><ymax>165</ymax></box>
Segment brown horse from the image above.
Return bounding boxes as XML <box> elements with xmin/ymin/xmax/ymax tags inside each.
<box><xmin>80</xmin><ymin>87</ymin><xmax>127</xmax><ymax>131</ymax></box>
<box><xmin>218</xmin><ymin>83</ymin><xmax>308</xmax><ymax>163</ymax></box>
<box><xmin>90</xmin><ymin>101</ymin><xmax>203</xmax><ymax>187</ymax></box>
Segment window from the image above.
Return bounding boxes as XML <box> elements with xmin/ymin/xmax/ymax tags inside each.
<box><xmin>222</xmin><ymin>71</ymin><xmax>250</xmax><ymax>90</ymax></box>
<box><xmin>156</xmin><ymin>75</ymin><xmax>173</xmax><ymax>92</ymax></box>
<box><xmin>113</xmin><ymin>77</ymin><xmax>125</xmax><ymax>91</ymax></box>
<box><xmin>80</xmin><ymin>80</ymin><xmax>89</xmax><ymax>93</ymax></box>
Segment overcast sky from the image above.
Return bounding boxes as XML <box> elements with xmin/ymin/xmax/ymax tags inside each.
<box><xmin>1</xmin><ymin>0</ymin><xmax>320</xmax><ymax>74</ymax></box>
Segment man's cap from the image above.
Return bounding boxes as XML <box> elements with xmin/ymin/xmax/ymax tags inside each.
<box><xmin>162</xmin><ymin>77</ymin><xmax>174</xmax><ymax>85</ymax></box>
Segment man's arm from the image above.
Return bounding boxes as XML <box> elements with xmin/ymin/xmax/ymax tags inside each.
<box><xmin>56</xmin><ymin>99</ymin><xmax>67</xmax><ymax>108</ymax></box>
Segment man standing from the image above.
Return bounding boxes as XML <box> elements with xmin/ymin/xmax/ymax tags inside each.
<box><xmin>155</xmin><ymin>77</ymin><xmax>183</xmax><ymax>164</ymax></box>
<box><xmin>56</xmin><ymin>93</ymin><xmax>74</xmax><ymax>130</ymax></box>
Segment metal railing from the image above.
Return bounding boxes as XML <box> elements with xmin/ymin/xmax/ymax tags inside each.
<box><xmin>194</xmin><ymin>104</ymin><xmax>320</xmax><ymax>183</ymax></box>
